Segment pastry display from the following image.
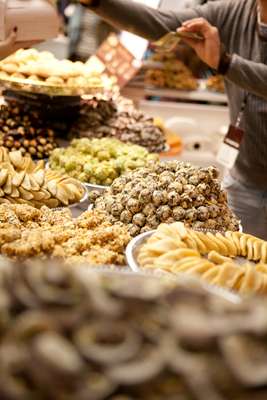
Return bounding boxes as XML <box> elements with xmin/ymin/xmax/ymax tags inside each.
<box><xmin>0</xmin><ymin>147</ymin><xmax>85</xmax><ymax>208</ymax></box>
<box><xmin>1</xmin><ymin>261</ymin><xmax>267</xmax><ymax>399</ymax></box>
<box><xmin>71</xmin><ymin>96</ymin><xmax>167</xmax><ymax>153</ymax></box>
<box><xmin>0</xmin><ymin>49</ymin><xmax>111</xmax><ymax>95</ymax></box>
<box><xmin>145</xmin><ymin>57</ymin><xmax>198</xmax><ymax>90</ymax></box>
<box><xmin>206</xmin><ymin>74</ymin><xmax>225</xmax><ymax>93</ymax></box>
<box><xmin>49</xmin><ymin>138</ymin><xmax>158</xmax><ymax>186</ymax></box>
<box><xmin>93</xmin><ymin>161</ymin><xmax>239</xmax><ymax>236</ymax></box>
<box><xmin>0</xmin><ymin>204</ymin><xmax>130</xmax><ymax>264</ymax></box>
<box><xmin>138</xmin><ymin>222</ymin><xmax>267</xmax><ymax>295</ymax></box>
<box><xmin>0</xmin><ymin>100</ymin><xmax>57</xmax><ymax>159</ymax></box>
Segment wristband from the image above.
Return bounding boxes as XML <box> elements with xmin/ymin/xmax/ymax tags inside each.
<box><xmin>217</xmin><ymin>47</ymin><xmax>232</xmax><ymax>75</ymax></box>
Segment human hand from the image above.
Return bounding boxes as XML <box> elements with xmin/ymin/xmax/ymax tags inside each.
<box><xmin>177</xmin><ymin>18</ymin><xmax>221</xmax><ymax>69</ymax></box>
<box><xmin>0</xmin><ymin>29</ymin><xmax>41</xmax><ymax>61</ymax></box>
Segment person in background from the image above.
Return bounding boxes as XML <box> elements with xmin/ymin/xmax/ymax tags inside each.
<box><xmin>68</xmin><ymin>4</ymin><xmax>116</xmax><ymax>61</ymax></box>
<box><xmin>79</xmin><ymin>0</ymin><xmax>267</xmax><ymax>240</ymax></box>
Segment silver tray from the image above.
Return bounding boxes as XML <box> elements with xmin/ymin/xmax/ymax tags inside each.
<box><xmin>0</xmin><ymin>76</ymin><xmax>105</xmax><ymax>97</ymax></box>
<box><xmin>126</xmin><ymin>230</ymin><xmax>242</xmax><ymax>304</ymax></box>
<box><xmin>84</xmin><ymin>182</ymin><xmax>109</xmax><ymax>193</ymax></box>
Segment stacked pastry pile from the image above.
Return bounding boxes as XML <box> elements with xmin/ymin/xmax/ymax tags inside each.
<box><xmin>93</xmin><ymin>161</ymin><xmax>239</xmax><ymax>236</ymax></box>
<box><xmin>0</xmin><ymin>260</ymin><xmax>267</xmax><ymax>399</ymax></box>
<box><xmin>71</xmin><ymin>96</ymin><xmax>167</xmax><ymax>153</ymax></box>
<box><xmin>0</xmin><ymin>48</ymin><xmax>104</xmax><ymax>88</ymax></box>
<box><xmin>145</xmin><ymin>56</ymin><xmax>198</xmax><ymax>90</ymax></box>
<box><xmin>138</xmin><ymin>222</ymin><xmax>267</xmax><ymax>295</ymax></box>
<box><xmin>0</xmin><ymin>147</ymin><xmax>85</xmax><ymax>208</ymax></box>
<box><xmin>0</xmin><ymin>100</ymin><xmax>57</xmax><ymax>159</ymax></box>
<box><xmin>0</xmin><ymin>204</ymin><xmax>130</xmax><ymax>264</ymax></box>
<box><xmin>49</xmin><ymin>138</ymin><xmax>158</xmax><ymax>186</ymax></box>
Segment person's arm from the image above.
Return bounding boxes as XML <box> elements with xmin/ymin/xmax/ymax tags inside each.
<box><xmin>82</xmin><ymin>0</ymin><xmax>267</xmax><ymax>100</ymax></box>
<box><xmin>80</xmin><ymin>0</ymin><xmax>232</xmax><ymax>42</ymax></box>
<box><xmin>179</xmin><ymin>18</ymin><xmax>267</xmax><ymax>100</ymax></box>
<box><xmin>225</xmin><ymin>56</ymin><xmax>267</xmax><ymax>100</ymax></box>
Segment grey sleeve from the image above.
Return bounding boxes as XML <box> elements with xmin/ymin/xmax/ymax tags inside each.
<box><xmin>89</xmin><ymin>0</ymin><xmax>231</xmax><ymax>41</ymax></box>
<box><xmin>226</xmin><ymin>54</ymin><xmax>267</xmax><ymax>100</ymax></box>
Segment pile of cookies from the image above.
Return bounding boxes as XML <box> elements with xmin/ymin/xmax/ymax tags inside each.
<box><xmin>72</xmin><ymin>96</ymin><xmax>167</xmax><ymax>153</ymax></box>
<box><xmin>145</xmin><ymin>57</ymin><xmax>198</xmax><ymax>90</ymax></box>
<box><xmin>0</xmin><ymin>100</ymin><xmax>57</xmax><ymax>159</ymax></box>
<box><xmin>0</xmin><ymin>147</ymin><xmax>85</xmax><ymax>208</ymax></box>
<box><xmin>0</xmin><ymin>204</ymin><xmax>130</xmax><ymax>265</ymax></box>
<box><xmin>93</xmin><ymin>161</ymin><xmax>240</xmax><ymax>236</ymax></box>
<box><xmin>1</xmin><ymin>260</ymin><xmax>267</xmax><ymax>399</ymax></box>
<box><xmin>0</xmin><ymin>48</ymin><xmax>103</xmax><ymax>88</ymax></box>
<box><xmin>49</xmin><ymin>138</ymin><xmax>158</xmax><ymax>186</ymax></box>
<box><xmin>138</xmin><ymin>222</ymin><xmax>267</xmax><ymax>295</ymax></box>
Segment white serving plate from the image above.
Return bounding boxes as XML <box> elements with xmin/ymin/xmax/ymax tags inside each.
<box><xmin>126</xmin><ymin>229</ymin><xmax>242</xmax><ymax>304</ymax></box>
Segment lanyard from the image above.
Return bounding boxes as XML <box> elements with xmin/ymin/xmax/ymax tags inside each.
<box><xmin>235</xmin><ymin>93</ymin><xmax>248</xmax><ymax>128</ymax></box>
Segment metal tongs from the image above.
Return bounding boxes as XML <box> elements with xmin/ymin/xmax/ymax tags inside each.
<box><xmin>152</xmin><ymin>31</ymin><xmax>204</xmax><ymax>53</ymax></box>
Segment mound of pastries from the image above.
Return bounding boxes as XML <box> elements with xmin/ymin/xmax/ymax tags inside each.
<box><xmin>0</xmin><ymin>147</ymin><xmax>85</xmax><ymax>208</ymax></box>
<box><xmin>71</xmin><ymin>96</ymin><xmax>167</xmax><ymax>153</ymax></box>
<box><xmin>145</xmin><ymin>57</ymin><xmax>198</xmax><ymax>90</ymax></box>
<box><xmin>49</xmin><ymin>138</ymin><xmax>158</xmax><ymax>186</ymax></box>
<box><xmin>0</xmin><ymin>48</ymin><xmax>104</xmax><ymax>87</ymax></box>
<box><xmin>138</xmin><ymin>222</ymin><xmax>267</xmax><ymax>295</ymax></box>
<box><xmin>1</xmin><ymin>261</ymin><xmax>267</xmax><ymax>399</ymax></box>
<box><xmin>0</xmin><ymin>100</ymin><xmax>57</xmax><ymax>159</ymax></box>
<box><xmin>0</xmin><ymin>204</ymin><xmax>130</xmax><ymax>264</ymax></box>
<box><xmin>206</xmin><ymin>75</ymin><xmax>225</xmax><ymax>93</ymax></box>
<box><xmin>93</xmin><ymin>161</ymin><xmax>239</xmax><ymax>236</ymax></box>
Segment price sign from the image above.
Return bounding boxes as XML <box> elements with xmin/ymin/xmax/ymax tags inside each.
<box><xmin>92</xmin><ymin>33</ymin><xmax>140</xmax><ymax>88</ymax></box>
<box><xmin>91</xmin><ymin>0</ymin><xmax>161</xmax><ymax>88</ymax></box>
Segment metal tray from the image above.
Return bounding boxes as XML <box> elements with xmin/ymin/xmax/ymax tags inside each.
<box><xmin>84</xmin><ymin>182</ymin><xmax>109</xmax><ymax>193</ymax></box>
<box><xmin>0</xmin><ymin>76</ymin><xmax>105</xmax><ymax>97</ymax></box>
<box><xmin>126</xmin><ymin>229</ymin><xmax>242</xmax><ymax>304</ymax></box>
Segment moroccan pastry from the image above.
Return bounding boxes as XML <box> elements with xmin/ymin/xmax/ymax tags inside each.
<box><xmin>138</xmin><ymin>222</ymin><xmax>267</xmax><ymax>295</ymax></box>
<box><xmin>93</xmin><ymin>161</ymin><xmax>240</xmax><ymax>235</ymax></box>
<box><xmin>71</xmin><ymin>96</ymin><xmax>167</xmax><ymax>153</ymax></box>
<box><xmin>1</xmin><ymin>261</ymin><xmax>267</xmax><ymax>399</ymax></box>
<box><xmin>0</xmin><ymin>100</ymin><xmax>57</xmax><ymax>159</ymax></box>
<box><xmin>0</xmin><ymin>204</ymin><xmax>130</xmax><ymax>264</ymax></box>
<box><xmin>0</xmin><ymin>147</ymin><xmax>85</xmax><ymax>208</ymax></box>
<box><xmin>49</xmin><ymin>137</ymin><xmax>158</xmax><ymax>186</ymax></box>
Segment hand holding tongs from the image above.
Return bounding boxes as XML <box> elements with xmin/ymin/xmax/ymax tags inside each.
<box><xmin>152</xmin><ymin>31</ymin><xmax>204</xmax><ymax>53</ymax></box>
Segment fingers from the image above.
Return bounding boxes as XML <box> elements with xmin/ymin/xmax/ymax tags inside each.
<box><xmin>179</xmin><ymin>18</ymin><xmax>217</xmax><ymax>38</ymax></box>
<box><xmin>2</xmin><ymin>29</ymin><xmax>17</xmax><ymax>47</ymax></box>
<box><xmin>0</xmin><ymin>30</ymin><xmax>41</xmax><ymax>60</ymax></box>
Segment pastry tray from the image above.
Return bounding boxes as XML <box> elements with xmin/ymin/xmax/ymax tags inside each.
<box><xmin>126</xmin><ymin>230</ymin><xmax>242</xmax><ymax>304</ymax></box>
<box><xmin>84</xmin><ymin>183</ymin><xmax>109</xmax><ymax>193</ymax></box>
<box><xmin>0</xmin><ymin>76</ymin><xmax>105</xmax><ymax>97</ymax></box>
